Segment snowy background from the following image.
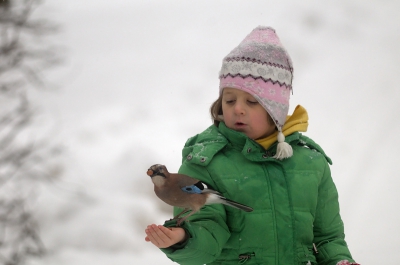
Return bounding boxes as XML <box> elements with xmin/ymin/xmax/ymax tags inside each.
<box><xmin>25</xmin><ymin>0</ymin><xmax>399</xmax><ymax>264</ymax></box>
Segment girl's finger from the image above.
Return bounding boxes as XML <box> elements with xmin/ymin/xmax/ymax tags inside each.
<box><xmin>158</xmin><ymin>225</ymin><xmax>173</xmax><ymax>238</ymax></box>
<box><xmin>146</xmin><ymin>228</ymin><xmax>162</xmax><ymax>246</ymax></box>
<box><xmin>151</xmin><ymin>225</ymin><xmax>170</xmax><ymax>243</ymax></box>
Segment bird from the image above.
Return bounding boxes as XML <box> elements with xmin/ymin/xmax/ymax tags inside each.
<box><xmin>146</xmin><ymin>164</ymin><xmax>253</xmax><ymax>226</ymax></box>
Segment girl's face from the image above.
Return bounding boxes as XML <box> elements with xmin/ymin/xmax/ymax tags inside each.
<box><xmin>222</xmin><ymin>88</ymin><xmax>275</xmax><ymax>140</ymax></box>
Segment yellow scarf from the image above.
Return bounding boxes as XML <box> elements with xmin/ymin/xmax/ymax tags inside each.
<box><xmin>256</xmin><ymin>105</ymin><xmax>309</xmax><ymax>150</ymax></box>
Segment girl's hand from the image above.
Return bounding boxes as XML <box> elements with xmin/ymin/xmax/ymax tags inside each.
<box><xmin>145</xmin><ymin>224</ymin><xmax>187</xmax><ymax>248</ymax></box>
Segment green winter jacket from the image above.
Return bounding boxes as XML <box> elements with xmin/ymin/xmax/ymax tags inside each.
<box><xmin>161</xmin><ymin>122</ymin><xmax>356</xmax><ymax>265</ymax></box>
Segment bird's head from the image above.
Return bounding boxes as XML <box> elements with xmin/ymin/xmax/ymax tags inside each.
<box><xmin>146</xmin><ymin>164</ymin><xmax>168</xmax><ymax>178</ymax></box>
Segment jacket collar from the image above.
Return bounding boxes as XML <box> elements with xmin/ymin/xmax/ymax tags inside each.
<box><xmin>218</xmin><ymin>122</ymin><xmax>284</xmax><ymax>161</ymax></box>
<box><xmin>218</xmin><ymin>122</ymin><xmax>324</xmax><ymax>162</ymax></box>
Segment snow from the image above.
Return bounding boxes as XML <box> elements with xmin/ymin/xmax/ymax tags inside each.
<box><xmin>25</xmin><ymin>0</ymin><xmax>400</xmax><ymax>264</ymax></box>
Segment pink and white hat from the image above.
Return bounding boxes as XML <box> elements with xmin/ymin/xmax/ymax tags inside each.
<box><xmin>219</xmin><ymin>26</ymin><xmax>294</xmax><ymax>159</ymax></box>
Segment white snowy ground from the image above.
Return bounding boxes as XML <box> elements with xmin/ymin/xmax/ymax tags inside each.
<box><xmin>26</xmin><ymin>0</ymin><xmax>400</xmax><ymax>264</ymax></box>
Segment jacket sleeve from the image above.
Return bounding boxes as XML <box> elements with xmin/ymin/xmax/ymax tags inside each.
<box><xmin>313</xmin><ymin>160</ymin><xmax>358</xmax><ymax>265</ymax></box>
<box><xmin>159</xmin><ymin>162</ymin><xmax>231</xmax><ymax>265</ymax></box>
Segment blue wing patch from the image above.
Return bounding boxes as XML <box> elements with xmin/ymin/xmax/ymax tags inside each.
<box><xmin>181</xmin><ymin>184</ymin><xmax>203</xmax><ymax>194</ymax></box>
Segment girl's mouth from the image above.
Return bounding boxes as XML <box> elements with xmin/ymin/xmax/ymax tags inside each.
<box><xmin>235</xmin><ymin>122</ymin><xmax>246</xmax><ymax>127</ymax></box>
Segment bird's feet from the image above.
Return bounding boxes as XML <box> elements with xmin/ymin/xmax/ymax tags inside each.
<box><xmin>176</xmin><ymin>218</ymin><xmax>185</xmax><ymax>226</ymax></box>
<box><xmin>165</xmin><ymin>217</ymin><xmax>184</xmax><ymax>226</ymax></box>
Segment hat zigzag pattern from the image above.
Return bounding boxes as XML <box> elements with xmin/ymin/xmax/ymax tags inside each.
<box><xmin>220</xmin><ymin>73</ymin><xmax>291</xmax><ymax>89</ymax></box>
<box><xmin>224</xmin><ymin>57</ymin><xmax>292</xmax><ymax>71</ymax></box>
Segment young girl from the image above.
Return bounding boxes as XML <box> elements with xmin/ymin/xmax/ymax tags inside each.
<box><xmin>145</xmin><ymin>26</ymin><xmax>359</xmax><ymax>265</ymax></box>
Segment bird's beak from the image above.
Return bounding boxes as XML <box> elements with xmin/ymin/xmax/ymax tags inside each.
<box><xmin>147</xmin><ymin>165</ymin><xmax>167</xmax><ymax>178</ymax></box>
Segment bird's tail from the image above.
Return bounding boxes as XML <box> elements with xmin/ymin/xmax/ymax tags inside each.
<box><xmin>206</xmin><ymin>193</ymin><xmax>253</xmax><ymax>212</ymax></box>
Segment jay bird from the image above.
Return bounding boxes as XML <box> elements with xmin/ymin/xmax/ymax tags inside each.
<box><xmin>147</xmin><ymin>164</ymin><xmax>253</xmax><ymax>226</ymax></box>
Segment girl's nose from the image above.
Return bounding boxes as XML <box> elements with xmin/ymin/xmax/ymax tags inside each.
<box><xmin>234</xmin><ymin>101</ymin><xmax>245</xmax><ymax>115</ymax></box>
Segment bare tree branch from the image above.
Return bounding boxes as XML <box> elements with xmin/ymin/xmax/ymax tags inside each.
<box><xmin>0</xmin><ymin>0</ymin><xmax>64</xmax><ymax>263</ymax></box>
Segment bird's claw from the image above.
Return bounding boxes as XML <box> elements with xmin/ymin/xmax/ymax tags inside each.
<box><xmin>176</xmin><ymin>217</ymin><xmax>191</xmax><ymax>226</ymax></box>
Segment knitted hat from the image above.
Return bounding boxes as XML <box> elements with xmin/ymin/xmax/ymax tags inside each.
<box><xmin>219</xmin><ymin>26</ymin><xmax>294</xmax><ymax>159</ymax></box>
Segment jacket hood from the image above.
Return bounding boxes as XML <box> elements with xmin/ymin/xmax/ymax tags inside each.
<box><xmin>256</xmin><ymin>105</ymin><xmax>308</xmax><ymax>150</ymax></box>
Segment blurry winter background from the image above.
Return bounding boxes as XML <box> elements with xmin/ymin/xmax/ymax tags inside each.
<box><xmin>1</xmin><ymin>0</ymin><xmax>398</xmax><ymax>264</ymax></box>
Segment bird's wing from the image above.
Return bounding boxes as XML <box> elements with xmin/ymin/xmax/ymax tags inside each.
<box><xmin>172</xmin><ymin>173</ymin><xmax>222</xmax><ymax>195</ymax></box>
<box><xmin>181</xmin><ymin>183</ymin><xmax>203</xmax><ymax>194</ymax></box>
<box><xmin>181</xmin><ymin>180</ymin><xmax>221</xmax><ymax>195</ymax></box>
<box><xmin>202</xmin><ymin>188</ymin><xmax>221</xmax><ymax>195</ymax></box>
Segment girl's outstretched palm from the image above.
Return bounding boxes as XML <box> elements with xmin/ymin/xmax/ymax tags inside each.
<box><xmin>145</xmin><ymin>224</ymin><xmax>186</xmax><ymax>248</ymax></box>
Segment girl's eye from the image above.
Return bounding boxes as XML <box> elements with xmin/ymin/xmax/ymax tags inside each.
<box><xmin>225</xmin><ymin>100</ymin><xmax>235</xmax><ymax>104</ymax></box>
<box><xmin>247</xmin><ymin>100</ymin><xmax>258</xmax><ymax>104</ymax></box>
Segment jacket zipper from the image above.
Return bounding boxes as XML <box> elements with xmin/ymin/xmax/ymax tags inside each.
<box><xmin>238</xmin><ymin>252</ymin><xmax>255</xmax><ymax>264</ymax></box>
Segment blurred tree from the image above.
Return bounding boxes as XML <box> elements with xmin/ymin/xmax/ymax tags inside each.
<box><xmin>0</xmin><ymin>0</ymin><xmax>63</xmax><ymax>264</ymax></box>
<box><xmin>0</xmin><ymin>0</ymin><xmax>11</xmax><ymax>9</ymax></box>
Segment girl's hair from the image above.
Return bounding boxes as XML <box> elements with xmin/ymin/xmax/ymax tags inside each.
<box><xmin>210</xmin><ymin>94</ymin><xmax>275</xmax><ymax>127</ymax></box>
<box><xmin>210</xmin><ymin>95</ymin><xmax>223</xmax><ymax>127</ymax></box>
